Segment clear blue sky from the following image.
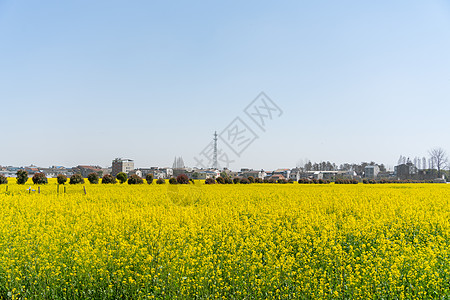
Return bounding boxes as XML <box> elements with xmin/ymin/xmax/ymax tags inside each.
<box><xmin>1</xmin><ymin>0</ymin><xmax>449</xmax><ymax>170</ymax></box>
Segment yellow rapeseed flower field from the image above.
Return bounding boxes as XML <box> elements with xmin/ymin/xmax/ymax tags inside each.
<box><xmin>1</xmin><ymin>179</ymin><xmax>450</xmax><ymax>299</ymax></box>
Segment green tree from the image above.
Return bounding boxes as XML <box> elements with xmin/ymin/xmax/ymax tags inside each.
<box><xmin>16</xmin><ymin>170</ymin><xmax>28</xmax><ymax>185</ymax></box>
<box><xmin>128</xmin><ymin>175</ymin><xmax>144</xmax><ymax>184</ymax></box>
<box><xmin>176</xmin><ymin>174</ymin><xmax>189</xmax><ymax>184</ymax></box>
<box><xmin>102</xmin><ymin>174</ymin><xmax>117</xmax><ymax>184</ymax></box>
<box><xmin>57</xmin><ymin>174</ymin><xmax>67</xmax><ymax>185</ymax></box>
<box><xmin>0</xmin><ymin>175</ymin><xmax>7</xmax><ymax>184</ymax></box>
<box><xmin>88</xmin><ymin>173</ymin><xmax>99</xmax><ymax>184</ymax></box>
<box><xmin>116</xmin><ymin>172</ymin><xmax>127</xmax><ymax>184</ymax></box>
<box><xmin>205</xmin><ymin>177</ymin><xmax>216</xmax><ymax>184</ymax></box>
<box><xmin>240</xmin><ymin>178</ymin><xmax>250</xmax><ymax>184</ymax></box>
<box><xmin>69</xmin><ymin>174</ymin><xmax>85</xmax><ymax>185</ymax></box>
<box><xmin>146</xmin><ymin>173</ymin><xmax>154</xmax><ymax>184</ymax></box>
<box><xmin>32</xmin><ymin>172</ymin><xmax>48</xmax><ymax>184</ymax></box>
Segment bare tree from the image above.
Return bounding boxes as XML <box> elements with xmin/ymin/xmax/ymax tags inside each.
<box><xmin>429</xmin><ymin>147</ymin><xmax>448</xmax><ymax>178</ymax></box>
<box><xmin>413</xmin><ymin>157</ymin><xmax>421</xmax><ymax>169</ymax></box>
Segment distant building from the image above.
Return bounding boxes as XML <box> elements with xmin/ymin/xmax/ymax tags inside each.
<box><xmin>269</xmin><ymin>174</ymin><xmax>286</xmax><ymax>181</ymax></box>
<box><xmin>102</xmin><ymin>167</ymin><xmax>112</xmax><ymax>176</ymax></box>
<box><xmin>416</xmin><ymin>169</ymin><xmax>436</xmax><ymax>181</ymax></box>
<box><xmin>377</xmin><ymin>171</ymin><xmax>395</xmax><ymax>179</ymax></box>
<box><xmin>299</xmin><ymin>171</ymin><xmax>323</xmax><ymax>180</ymax></box>
<box><xmin>40</xmin><ymin>167</ymin><xmax>73</xmax><ymax>178</ymax></box>
<box><xmin>221</xmin><ymin>168</ymin><xmax>238</xmax><ymax>178</ymax></box>
<box><xmin>0</xmin><ymin>170</ymin><xmax>17</xmax><ymax>177</ymax></box>
<box><xmin>159</xmin><ymin>168</ymin><xmax>173</xmax><ymax>179</ymax></box>
<box><xmin>364</xmin><ymin>165</ymin><xmax>380</xmax><ymax>178</ymax></box>
<box><xmin>24</xmin><ymin>166</ymin><xmax>39</xmax><ymax>175</ymax></box>
<box><xmin>6</xmin><ymin>167</ymin><xmax>21</xmax><ymax>173</ymax></box>
<box><xmin>112</xmin><ymin>158</ymin><xmax>134</xmax><ymax>176</ymax></box>
<box><xmin>172</xmin><ymin>167</ymin><xmax>193</xmax><ymax>178</ymax></box>
<box><xmin>272</xmin><ymin>169</ymin><xmax>291</xmax><ymax>179</ymax></box>
<box><xmin>130</xmin><ymin>168</ymin><xmax>155</xmax><ymax>178</ymax></box>
<box><xmin>74</xmin><ymin>165</ymin><xmax>103</xmax><ymax>178</ymax></box>
<box><xmin>433</xmin><ymin>177</ymin><xmax>446</xmax><ymax>183</ymax></box>
<box><xmin>395</xmin><ymin>163</ymin><xmax>417</xmax><ymax>180</ymax></box>
<box><xmin>240</xmin><ymin>170</ymin><xmax>266</xmax><ymax>179</ymax></box>
<box><xmin>289</xmin><ymin>168</ymin><xmax>302</xmax><ymax>181</ymax></box>
<box><xmin>190</xmin><ymin>170</ymin><xmax>218</xmax><ymax>180</ymax></box>
<box><xmin>131</xmin><ymin>167</ymin><xmax>172</xmax><ymax>179</ymax></box>
<box><xmin>1</xmin><ymin>166</ymin><xmax>20</xmax><ymax>177</ymax></box>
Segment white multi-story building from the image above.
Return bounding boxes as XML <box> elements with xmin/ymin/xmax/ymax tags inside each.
<box><xmin>112</xmin><ymin>158</ymin><xmax>134</xmax><ymax>176</ymax></box>
<box><xmin>364</xmin><ymin>165</ymin><xmax>380</xmax><ymax>178</ymax></box>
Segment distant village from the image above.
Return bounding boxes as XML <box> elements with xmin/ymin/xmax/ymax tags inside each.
<box><xmin>1</xmin><ymin>155</ymin><xmax>448</xmax><ymax>183</ymax></box>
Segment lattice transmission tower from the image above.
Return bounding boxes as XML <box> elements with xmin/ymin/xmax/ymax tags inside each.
<box><xmin>212</xmin><ymin>131</ymin><xmax>219</xmax><ymax>169</ymax></box>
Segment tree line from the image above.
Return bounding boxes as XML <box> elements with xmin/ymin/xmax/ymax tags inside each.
<box><xmin>298</xmin><ymin>147</ymin><xmax>448</xmax><ymax>178</ymax></box>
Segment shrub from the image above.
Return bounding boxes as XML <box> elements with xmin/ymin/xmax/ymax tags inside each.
<box><xmin>288</xmin><ymin>178</ymin><xmax>295</xmax><ymax>184</ymax></box>
<box><xmin>205</xmin><ymin>178</ymin><xmax>216</xmax><ymax>184</ymax></box>
<box><xmin>128</xmin><ymin>175</ymin><xmax>144</xmax><ymax>184</ymax></box>
<box><xmin>156</xmin><ymin>178</ymin><xmax>165</xmax><ymax>184</ymax></box>
<box><xmin>176</xmin><ymin>174</ymin><xmax>189</xmax><ymax>184</ymax></box>
<box><xmin>233</xmin><ymin>177</ymin><xmax>240</xmax><ymax>184</ymax></box>
<box><xmin>169</xmin><ymin>177</ymin><xmax>177</xmax><ymax>184</ymax></box>
<box><xmin>255</xmin><ymin>178</ymin><xmax>263</xmax><ymax>183</ymax></box>
<box><xmin>88</xmin><ymin>172</ymin><xmax>99</xmax><ymax>184</ymax></box>
<box><xmin>69</xmin><ymin>174</ymin><xmax>85</xmax><ymax>185</ymax></box>
<box><xmin>224</xmin><ymin>177</ymin><xmax>233</xmax><ymax>184</ymax></box>
<box><xmin>318</xmin><ymin>179</ymin><xmax>324</xmax><ymax>184</ymax></box>
<box><xmin>216</xmin><ymin>176</ymin><xmax>225</xmax><ymax>184</ymax></box>
<box><xmin>277</xmin><ymin>179</ymin><xmax>288</xmax><ymax>184</ymax></box>
<box><xmin>146</xmin><ymin>173</ymin><xmax>154</xmax><ymax>184</ymax></box>
<box><xmin>116</xmin><ymin>172</ymin><xmax>128</xmax><ymax>184</ymax></box>
<box><xmin>0</xmin><ymin>175</ymin><xmax>7</xmax><ymax>185</ymax></box>
<box><xmin>32</xmin><ymin>173</ymin><xmax>48</xmax><ymax>184</ymax></box>
<box><xmin>102</xmin><ymin>174</ymin><xmax>117</xmax><ymax>184</ymax></box>
<box><xmin>240</xmin><ymin>178</ymin><xmax>250</xmax><ymax>184</ymax></box>
<box><xmin>335</xmin><ymin>178</ymin><xmax>360</xmax><ymax>184</ymax></box>
<box><xmin>57</xmin><ymin>174</ymin><xmax>67</xmax><ymax>185</ymax></box>
<box><xmin>247</xmin><ymin>176</ymin><xmax>255</xmax><ymax>183</ymax></box>
<box><xmin>16</xmin><ymin>170</ymin><xmax>28</xmax><ymax>185</ymax></box>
